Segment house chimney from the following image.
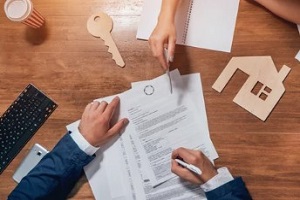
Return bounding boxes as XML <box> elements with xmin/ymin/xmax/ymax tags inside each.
<box><xmin>277</xmin><ymin>65</ymin><xmax>291</xmax><ymax>82</ymax></box>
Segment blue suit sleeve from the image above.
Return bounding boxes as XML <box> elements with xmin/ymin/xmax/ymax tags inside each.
<box><xmin>205</xmin><ymin>177</ymin><xmax>252</xmax><ymax>200</ymax></box>
<box><xmin>8</xmin><ymin>133</ymin><xmax>95</xmax><ymax>200</ymax></box>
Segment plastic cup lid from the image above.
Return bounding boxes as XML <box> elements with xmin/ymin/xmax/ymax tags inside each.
<box><xmin>4</xmin><ymin>0</ymin><xmax>32</xmax><ymax>21</ymax></box>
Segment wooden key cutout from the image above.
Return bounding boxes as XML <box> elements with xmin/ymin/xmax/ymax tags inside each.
<box><xmin>87</xmin><ymin>12</ymin><xmax>125</xmax><ymax>67</ymax></box>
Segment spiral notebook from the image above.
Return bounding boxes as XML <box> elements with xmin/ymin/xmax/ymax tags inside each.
<box><xmin>137</xmin><ymin>0</ymin><xmax>240</xmax><ymax>53</ymax></box>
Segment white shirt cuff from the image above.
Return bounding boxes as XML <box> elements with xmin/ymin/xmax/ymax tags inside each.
<box><xmin>70</xmin><ymin>127</ymin><xmax>100</xmax><ymax>156</ymax></box>
<box><xmin>200</xmin><ymin>167</ymin><xmax>234</xmax><ymax>192</ymax></box>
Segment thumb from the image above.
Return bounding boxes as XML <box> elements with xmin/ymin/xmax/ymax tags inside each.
<box><xmin>107</xmin><ymin>118</ymin><xmax>129</xmax><ymax>137</ymax></box>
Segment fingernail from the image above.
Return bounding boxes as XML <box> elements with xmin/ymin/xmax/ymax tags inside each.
<box><xmin>169</xmin><ymin>56</ymin><xmax>174</xmax><ymax>62</ymax></box>
<box><xmin>123</xmin><ymin>118</ymin><xmax>129</xmax><ymax>125</ymax></box>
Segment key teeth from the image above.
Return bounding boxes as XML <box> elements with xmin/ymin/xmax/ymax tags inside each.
<box><xmin>108</xmin><ymin>47</ymin><xmax>125</xmax><ymax>67</ymax></box>
<box><xmin>104</xmin><ymin>42</ymin><xmax>125</xmax><ymax>68</ymax></box>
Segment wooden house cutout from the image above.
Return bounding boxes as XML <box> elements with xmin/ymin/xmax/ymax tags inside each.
<box><xmin>212</xmin><ymin>56</ymin><xmax>291</xmax><ymax>121</ymax></box>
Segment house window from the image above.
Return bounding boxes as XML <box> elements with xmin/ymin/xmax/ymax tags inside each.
<box><xmin>251</xmin><ymin>81</ymin><xmax>272</xmax><ymax>101</ymax></box>
<box><xmin>251</xmin><ymin>81</ymin><xmax>263</xmax><ymax>95</ymax></box>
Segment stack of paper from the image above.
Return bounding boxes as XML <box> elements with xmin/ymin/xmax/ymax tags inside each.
<box><xmin>67</xmin><ymin>69</ymin><xmax>218</xmax><ymax>200</ymax></box>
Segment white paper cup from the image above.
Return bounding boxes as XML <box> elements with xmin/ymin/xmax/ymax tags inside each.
<box><xmin>4</xmin><ymin>0</ymin><xmax>45</xmax><ymax>28</ymax></box>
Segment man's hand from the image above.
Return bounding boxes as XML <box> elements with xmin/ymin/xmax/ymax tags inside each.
<box><xmin>78</xmin><ymin>96</ymin><xmax>128</xmax><ymax>147</ymax></box>
<box><xmin>171</xmin><ymin>147</ymin><xmax>218</xmax><ymax>184</ymax></box>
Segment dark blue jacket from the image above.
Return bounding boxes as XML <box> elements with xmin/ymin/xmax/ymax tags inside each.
<box><xmin>206</xmin><ymin>177</ymin><xmax>252</xmax><ymax>200</ymax></box>
<box><xmin>8</xmin><ymin>133</ymin><xmax>252</xmax><ymax>200</ymax></box>
<box><xmin>8</xmin><ymin>133</ymin><xmax>94</xmax><ymax>200</ymax></box>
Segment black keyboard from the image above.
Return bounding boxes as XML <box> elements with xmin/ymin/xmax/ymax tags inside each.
<box><xmin>0</xmin><ymin>84</ymin><xmax>57</xmax><ymax>174</ymax></box>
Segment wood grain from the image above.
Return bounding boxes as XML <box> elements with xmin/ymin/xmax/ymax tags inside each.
<box><xmin>0</xmin><ymin>0</ymin><xmax>299</xmax><ymax>199</ymax></box>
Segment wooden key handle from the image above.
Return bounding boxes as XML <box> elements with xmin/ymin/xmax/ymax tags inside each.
<box><xmin>87</xmin><ymin>12</ymin><xmax>113</xmax><ymax>38</ymax></box>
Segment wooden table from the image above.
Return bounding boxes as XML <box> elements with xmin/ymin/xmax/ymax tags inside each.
<box><xmin>0</xmin><ymin>0</ymin><xmax>299</xmax><ymax>199</ymax></box>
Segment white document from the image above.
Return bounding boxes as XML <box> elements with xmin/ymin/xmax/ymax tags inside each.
<box><xmin>295</xmin><ymin>25</ymin><xmax>300</xmax><ymax>62</ymax></box>
<box><xmin>123</xmin><ymin>70</ymin><xmax>217</xmax><ymax>186</ymax></box>
<box><xmin>296</xmin><ymin>50</ymin><xmax>300</xmax><ymax>62</ymax></box>
<box><xmin>131</xmin><ymin>69</ymin><xmax>218</xmax><ymax>162</ymax></box>
<box><xmin>136</xmin><ymin>0</ymin><xmax>240</xmax><ymax>52</ymax></box>
<box><xmin>297</xmin><ymin>25</ymin><xmax>300</xmax><ymax>62</ymax></box>
<box><xmin>124</xmin><ymin>72</ymin><xmax>214</xmax><ymax>199</ymax></box>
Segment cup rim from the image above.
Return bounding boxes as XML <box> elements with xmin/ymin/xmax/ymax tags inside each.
<box><xmin>4</xmin><ymin>0</ymin><xmax>33</xmax><ymax>22</ymax></box>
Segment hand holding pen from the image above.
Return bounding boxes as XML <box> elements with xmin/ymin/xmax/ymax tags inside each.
<box><xmin>171</xmin><ymin>147</ymin><xmax>218</xmax><ymax>184</ymax></box>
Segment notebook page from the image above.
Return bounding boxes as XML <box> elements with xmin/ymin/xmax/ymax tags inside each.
<box><xmin>136</xmin><ymin>0</ymin><xmax>161</xmax><ymax>40</ymax></box>
<box><xmin>137</xmin><ymin>0</ymin><xmax>240</xmax><ymax>53</ymax></box>
<box><xmin>183</xmin><ymin>0</ymin><xmax>240</xmax><ymax>52</ymax></box>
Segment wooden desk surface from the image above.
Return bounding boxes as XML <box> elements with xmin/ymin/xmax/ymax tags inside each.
<box><xmin>0</xmin><ymin>0</ymin><xmax>299</xmax><ymax>199</ymax></box>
